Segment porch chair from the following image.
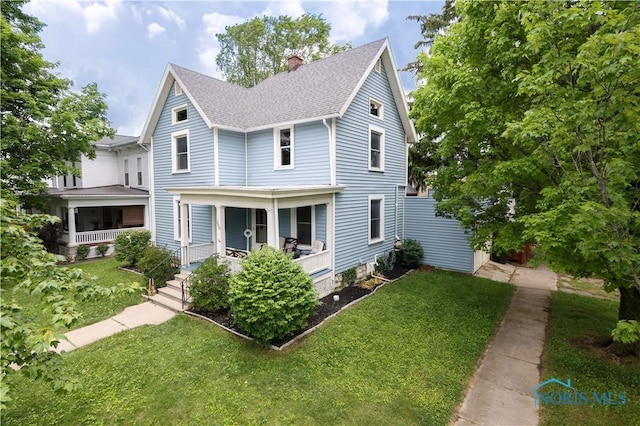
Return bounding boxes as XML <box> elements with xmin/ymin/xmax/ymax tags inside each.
<box><xmin>310</xmin><ymin>240</ymin><xmax>325</xmax><ymax>254</ymax></box>
<box><xmin>282</xmin><ymin>237</ymin><xmax>298</xmax><ymax>255</ymax></box>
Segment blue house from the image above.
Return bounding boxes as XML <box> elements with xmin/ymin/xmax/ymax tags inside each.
<box><xmin>138</xmin><ymin>38</ymin><xmax>418</xmax><ymax>297</ymax></box>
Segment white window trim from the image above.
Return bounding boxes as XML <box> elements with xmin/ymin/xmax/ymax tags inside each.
<box><xmin>369</xmin><ymin>98</ymin><xmax>383</xmax><ymax>120</ymax></box>
<box><xmin>123</xmin><ymin>158</ymin><xmax>130</xmax><ymax>187</ymax></box>
<box><xmin>368</xmin><ymin>195</ymin><xmax>385</xmax><ymax>245</ymax></box>
<box><xmin>172</xmin><ymin>104</ymin><xmax>188</xmax><ymax>125</ymax></box>
<box><xmin>171</xmin><ymin>129</ymin><xmax>190</xmax><ymax>174</ymax></box>
<box><xmin>174</xmin><ymin>83</ymin><xmax>183</xmax><ymax>96</ymax></box>
<box><xmin>136</xmin><ymin>157</ymin><xmax>143</xmax><ymax>186</ymax></box>
<box><xmin>173</xmin><ymin>197</ymin><xmax>192</xmax><ymax>242</ymax></box>
<box><xmin>273</xmin><ymin>126</ymin><xmax>294</xmax><ymax>170</ymax></box>
<box><xmin>291</xmin><ymin>206</ymin><xmax>315</xmax><ymax>249</ymax></box>
<box><xmin>374</xmin><ymin>58</ymin><xmax>381</xmax><ymax>73</ymax></box>
<box><xmin>368</xmin><ymin>124</ymin><xmax>385</xmax><ymax>172</ymax></box>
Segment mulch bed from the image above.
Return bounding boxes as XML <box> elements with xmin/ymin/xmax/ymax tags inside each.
<box><xmin>188</xmin><ymin>267</ymin><xmax>415</xmax><ymax>349</ymax></box>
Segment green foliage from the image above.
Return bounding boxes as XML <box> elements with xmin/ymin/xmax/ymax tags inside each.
<box><xmin>138</xmin><ymin>246</ymin><xmax>178</xmax><ymax>288</ymax></box>
<box><xmin>0</xmin><ymin>1</ymin><xmax>114</xmax><ymax>207</ymax></box>
<box><xmin>0</xmin><ymin>197</ymin><xmax>139</xmax><ymax>409</ymax></box>
<box><xmin>113</xmin><ymin>230</ymin><xmax>151</xmax><ymax>266</ymax></box>
<box><xmin>76</xmin><ymin>246</ymin><xmax>90</xmax><ymax>260</ymax></box>
<box><xmin>96</xmin><ymin>244</ymin><xmax>109</xmax><ymax>257</ymax></box>
<box><xmin>397</xmin><ymin>239</ymin><xmax>424</xmax><ymax>269</ymax></box>
<box><xmin>341</xmin><ymin>267</ymin><xmax>356</xmax><ymax>286</ymax></box>
<box><xmin>611</xmin><ymin>320</ymin><xmax>640</xmax><ymax>345</ymax></box>
<box><xmin>1</xmin><ymin>271</ymin><xmax>514</xmax><ymax>425</ymax></box>
<box><xmin>374</xmin><ymin>255</ymin><xmax>387</xmax><ymax>275</ymax></box>
<box><xmin>190</xmin><ymin>256</ymin><xmax>231</xmax><ymax>312</ymax></box>
<box><xmin>216</xmin><ymin>13</ymin><xmax>349</xmax><ymax>88</ymax></box>
<box><xmin>228</xmin><ymin>247</ymin><xmax>318</xmax><ymax>346</ymax></box>
<box><xmin>409</xmin><ymin>0</ymin><xmax>640</xmax><ymax>320</ymax></box>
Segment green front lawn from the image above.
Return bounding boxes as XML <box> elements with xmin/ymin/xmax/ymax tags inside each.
<box><xmin>4</xmin><ymin>271</ymin><xmax>513</xmax><ymax>425</ymax></box>
<box><xmin>540</xmin><ymin>292</ymin><xmax>640</xmax><ymax>426</ymax></box>
<box><xmin>7</xmin><ymin>257</ymin><xmax>144</xmax><ymax>330</ymax></box>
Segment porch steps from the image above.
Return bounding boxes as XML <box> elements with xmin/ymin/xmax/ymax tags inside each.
<box><xmin>143</xmin><ymin>271</ymin><xmax>191</xmax><ymax>312</ymax></box>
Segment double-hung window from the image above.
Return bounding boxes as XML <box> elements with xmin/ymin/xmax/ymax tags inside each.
<box><xmin>124</xmin><ymin>159</ymin><xmax>130</xmax><ymax>186</ymax></box>
<box><xmin>369</xmin><ymin>195</ymin><xmax>384</xmax><ymax>244</ymax></box>
<box><xmin>369</xmin><ymin>125</ymin><xmax>384</xmax><ymax>171</ymax></box>
<box><xmin>136</xmin><ymin>157</ymin><xmax>143</xmax><ymax>186</ymax></box>
<box><xmin>296</xmin><ymin>206</ymin><xmax>313</xmax><ymax>246</ymax></box>
<box><xmin>172</xmin><ymin>130</ymin><xmax>190</xmax><ymax>173</ymax></box>
<box><xmin>274</xmin><ymin>126</ymin><xmax>294</xmax><ymax>169</ymax></box>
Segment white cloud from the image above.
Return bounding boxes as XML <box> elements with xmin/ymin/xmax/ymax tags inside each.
<box><xmin>130</xmin><ymin>5</ymin><xmax>143</xmax><ymax>24</ymax></box>
<box><xmin>156</xmin><ymin>6</ymin><xmax>186</xmax><ymax>30</ymax></box>
<box><xmin>261</xmin><ymin>0</ymin><xmax>305</xmax><ymax>18</ymax></box>
<box><xmin>323</xmin><ymin>0</ymin><xmax>389</xmax><ymax>42</ymax></box>
<box><xmin>196</xmin><ymin>12</ymin><xmax>244</xmax><ymax>79</ymax></box>
<box><xmin>147</xmin><ymin>22</ymin><xmax>166</xmax><ymax>39</ymax></box>
<box><xmin>83</xmin><ymin>0</ymin><xmax>122</xmax><ymax>34</ymax></box>
<box><xmin>24</xmin><ymin>0</ymin><xmax>83</xmax><ymax>16</ymax></box>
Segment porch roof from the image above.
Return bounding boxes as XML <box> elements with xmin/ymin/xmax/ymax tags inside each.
<box><xmin>49</xmin><ymin>185</ymin><xmax>149</xmax><ymax>200</ymax></box>
<box><xmin>165</xmin><ymin>185</ymin><xmax>346</xmax><ymax>200</ymax></box>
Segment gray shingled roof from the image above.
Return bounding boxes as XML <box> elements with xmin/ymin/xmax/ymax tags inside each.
<box><xmin>49</xmin><ymin>185</ymin><xmax>148</xmax><ymax>197</ymax></box>
<box><xmin>94</xmin><ymin>135</ymin><xmax>139</xmax><ymax>147</ymax></box>
<box><xmin>170</xmin><ymin>38</ymin><xmax>387</xmax><ymax>130</ymax></box>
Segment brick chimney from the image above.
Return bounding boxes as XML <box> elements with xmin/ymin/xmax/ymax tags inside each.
<box><xmin>287</xmin><ymin>55</ymin><xmax>303</xmax><ymax>71</ymax></box>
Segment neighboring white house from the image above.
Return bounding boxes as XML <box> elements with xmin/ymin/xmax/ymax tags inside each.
<box><xmin>47</xmin><ymin>135</ymin><xmax>150</xmax><ymax>260</ymax></box>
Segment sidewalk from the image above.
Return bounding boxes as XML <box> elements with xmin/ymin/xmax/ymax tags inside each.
<box><xmin>54</xmin><ymin>302</ymin><xmax>175</xmax><ymax>353</ymax></box>
<box><xmin>453</xmin><ymin>262</ymin><xmax>557</xmax><ymax>425</ymax></box>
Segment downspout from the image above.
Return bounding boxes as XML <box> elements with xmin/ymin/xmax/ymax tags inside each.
<box><xmin>244</xmin><ymin>132</ymin><xmax>248</xmax><ymax>186</ymax></box>
<box><xmin>322</xmin><ymin>119</ymin><xmax>335</xmax><ymax>186</ymax></box>
<box><xmin>395</xmin><ymin>183</ymin><xmax>406</xmax><ymax>242</ymax></box>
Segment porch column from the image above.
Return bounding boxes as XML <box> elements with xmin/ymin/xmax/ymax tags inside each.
<box><xmin>215</xmin><ymin>205</ymin><xmax>226</xmax><ymax>256</ymax></box>
<box><xmin>67</xmin><ymin>207</ymin><xmax>77</xmax><ymax>246</ymax></box>
<box><xmin>266</xmin><ymin>205</ymin><xmax>277</xmax><ymax>248</ymax></box>
<box><xmin>328</xmin><ymin>196</ymin><xmax>335</xmax><ymax>273</ymax></box>
<box><xmin>180</xmin><ymin>201</ymin><xmax>189</xmax><ymax>265</ymax></box>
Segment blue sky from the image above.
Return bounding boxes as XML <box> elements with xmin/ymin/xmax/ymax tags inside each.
<box><xmin>25</xmin><ymin>0</ymin><xmax>443</xmax><ymax>136</ymax></box>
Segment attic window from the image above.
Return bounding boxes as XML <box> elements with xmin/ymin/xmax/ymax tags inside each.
<box><xmin>175</xmin><ymin>83</ymin><xmax>183</xmax><ymax>96</ymax></box>
<box><xmin>370</xmin><ymin>98</ymin><xmax>383</xmax><ymax>119</ymax></box>
<box><xmin>172</xmin><ymin>105</ymin><xmax>188</xmax><ymax>124</ymax></box>
<box><xmin>374</xmin><ymin>58</ymin><xmax>381</xmax><ymax>73</ymax></box>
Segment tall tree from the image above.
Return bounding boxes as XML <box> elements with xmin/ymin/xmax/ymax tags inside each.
<box><xmin>215</xmin><ymin>14</ymin><xmax>350</xmax><ymax>88</ymax></box>
<box><xmin>0</xmin><ymin>0</ymin><xmax>113</xmax><ymax>207</ymax></box>
<box><xmin>410</xmin><ymin>0</ymin><xmax>640</xmax><ymax>323</ymax></box>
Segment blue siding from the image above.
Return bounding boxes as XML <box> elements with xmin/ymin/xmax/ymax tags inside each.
<box><xmin>247</xmin><ymin>121</ymin><xmax>330</xmax><ymax>186</ymax></box>
<box><xmin>218</xmin><ymin>130</ymin><xmax>246</xmax><ymax>185</ymax></box>
<box><xmin>226</xmin><ymin>207</ymin><xmax>249</xmax><ymax>250</ymax></box>
<box><xmin>334</xmin><ymin>62</ymin><xmax>407</xmax><ymax>272</ymax></box>
<box><xmin>404</xmin><ymin>196</ymin><xmax>474</xmax><ymax>273</ymax></box>
<box><xmin>278</xmin><ymin>208</ymin><xmax>291</xmax><ymax>239</ymax></box>
<box><xmin>153</xmin><ymin>82</ymin><xmax>215</xmax><ymax>250</ymax></box>
<box><xmin>315</xmin><ymin>204</ymin><xmax>326</xmax><ymax>244</ymax></box>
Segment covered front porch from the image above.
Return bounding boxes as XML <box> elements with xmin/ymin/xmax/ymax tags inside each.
<box><xmin>167</xmin><ymin>185</ymin><xmax>345</xmax><ymax>294</ymax></box>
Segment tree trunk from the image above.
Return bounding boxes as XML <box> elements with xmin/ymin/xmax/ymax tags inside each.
<box><xmin>618</xmin><ymin>285</ymin><xmax>640</xmax><ymax>321</ymax></box>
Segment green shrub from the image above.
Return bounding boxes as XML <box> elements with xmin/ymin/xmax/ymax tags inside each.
<box><xmin>229</xmin><ymin>247</ymin><xmax>318</xmax><ymax>346</ymax></box>
<box><xmin>190</xmin><ymin>256</ymin><xmax>231</xmax><ymax>312</ymax></box>
<box><xmin>76</xmin><ymin>245</ymin><xmax>90</xmax><ymax>260</ymax></box>
<box><xmin>96</xmin><ymin>243</ymin><xmax>110</xmax><ymax>257</ymax></box>
<box><xmin>398</xmin><ymin>239</ymin><xmax>424</xmax><ymax>269</ymax></box>
<box><xmin>114</xmin><ymin>230</ymin><xmax>151</xmax><ymax>266</ymax></box>
<box><xmin>341</xmin><ymin>267</ymin><xmax>356</xmax><ymax>286</ymax></box>
<box><xmin>374</xmin><ymin>255</ymin><xmax>388</xmax><ymax>274</ymax></box>
<box><xmin>138</xmin><ymin>245</ymin><xmax>178</xmax><ymax>287</ymax></box>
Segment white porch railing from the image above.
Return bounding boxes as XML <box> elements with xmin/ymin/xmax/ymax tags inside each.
<box><xmin>74</xmin><ymin>227</ymin><xmax>146</xmax><ymax>245</ymax></box>
<box><xmin>294</xmin><ymin>250</ymin><xmax>331</xmax><ymax>275</ymax></box>
<box><xmin>188</xmin><ymin>243</ymin><xmax>216</xmax><ymax>263</ymax></box>
<box><xmin>219</xmin><ymin>249</ymin><xmax>331</xmax><ymax>276</ymax></box>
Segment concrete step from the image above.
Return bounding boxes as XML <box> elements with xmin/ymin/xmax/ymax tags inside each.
<box><xmin>157</xmin><ymin>285</ymin><xmax>182</xmax><ymax>303</ymax></box>
<box><xmin>165</xmin><ymin>279</ymin><xmax>183</xmax><ymax>291</ymax></box>
<box><xmin>144</xmin><ymin>293</ymin><xmax>184</xmax><ymax>312</ymax></box>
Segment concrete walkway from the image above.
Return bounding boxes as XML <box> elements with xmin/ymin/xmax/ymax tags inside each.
<box><xmin>54</xmin><ymin>302</ymin><xmax>175</xmax><ymax>353</ymax></box>
<box><xmin>453</xmin><ymin>262</ymin><xmax>557</xmax><ymax>426</ymax></box>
